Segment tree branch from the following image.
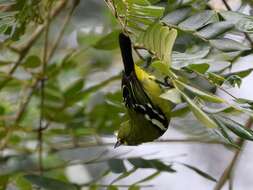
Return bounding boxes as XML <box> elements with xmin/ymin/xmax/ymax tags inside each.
<box><xmin>214</xmin><ymin>119</ymin><xmax>253</xmax><ymax>190</ymax></box>
<box><xmin>37</xmin><ymin>2</ymin><xmax>53</xmax><ymax>175</ymax></box>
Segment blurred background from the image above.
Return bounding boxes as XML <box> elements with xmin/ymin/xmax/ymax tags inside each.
<box><xmin>0</xmin><ymin>0</ymin><xmax>253</xmax><ymax>190</ymax></box>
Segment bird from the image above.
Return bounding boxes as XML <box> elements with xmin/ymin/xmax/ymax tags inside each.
<box><xmin>115</xmin><ymin>33</ymin><xmax>174</xmax><ymax>147</ymax></box>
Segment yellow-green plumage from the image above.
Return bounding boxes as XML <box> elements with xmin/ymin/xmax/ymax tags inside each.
<box><xmin>134</xmin><ymin>64</ymin><xmax>174</xmax><ymax>118</ymax></box>
<box><xmin>116</xmin><ymin>33</ymin><xmax>173</xmax><ymax>146</ymax></box>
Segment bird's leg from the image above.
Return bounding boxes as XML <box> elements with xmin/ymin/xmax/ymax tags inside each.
<box><xmin>150</xmin><ymin>76</ymin><xmax>173</xmax><ymax>88</ymax></box>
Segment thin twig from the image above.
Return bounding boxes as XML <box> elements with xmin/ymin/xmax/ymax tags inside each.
<box><xmin>49</xmin><ymin>138</ymin><xmax>227</xmax><ymax>153</ymax></box>
<box><xmin>15</xmin><ymin>80</ymin><xmax>40</xmax><ymax>123</ymax></box>
<box><xmin>229</xmin><ymin>175</ymin><xmax>234</xmax><ymax>190</ymax></box>
<box><xmin>214</xmin><ymin>119</ymin><xmax>253</xmax><ymax>190</ymax></box>
<box><xmin>103</xmin><ymin>0</ymin><xmax>131</xmax><ymax>35</ymax></box>
<box><xmin>47</xmin><ymin>1</ymin><xmax>78</xmax><ymax>61</ymax></box>
<box><xmin>221</xmin><ymin>0</ymin><xmax>231</xmax><ymax>10</ymax></box>
<box><xmin>37</xmin><ymin>4</ymin><xmax>51</xmax><ymax>175</ymax></box>
<box><xmin>156</xmin><ymin>139</ymin><xmax>228</xmax><ymax>145</ymax></box>
<box><xmin>80</xmin><ymin>184</ymin><xmax>154</xmax><ymax>188</ymax></box>
<box><xmin>0</xmin><ymin>80</ymin><xmax>41</xmax><ymax>151</ymax></box>
<box><xmin>0</xmin><ymin>3</ymin><xmax>15</xmax><ymax>12</ymax></box>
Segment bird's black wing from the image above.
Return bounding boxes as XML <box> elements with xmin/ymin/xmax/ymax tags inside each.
<box><xmin>122</xmin><ymin>72</ymin><xmax>169</xmax><ymax>132</ymax></box>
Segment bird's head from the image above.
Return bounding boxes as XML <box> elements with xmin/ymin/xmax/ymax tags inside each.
<box><xmin>114</xmin><ymin>116</ymin><xmax>164</xmax><ymax>147</ymax></box>
<box><xmin>114</xmin><ymin>120</ymin><xmax>135</xmax><ymax>148</ymax></box>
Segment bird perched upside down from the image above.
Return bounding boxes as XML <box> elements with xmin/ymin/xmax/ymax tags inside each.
<box><xmin>115</xmin><ymin>33</ymin><xmax>174</xmax><ymax>147</ymax></box>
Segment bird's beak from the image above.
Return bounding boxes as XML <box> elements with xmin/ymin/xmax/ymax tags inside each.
<box><xmin>114</xmin><ymin>140</ymin><xmax>122</xmax><ymax>148</ymax></box>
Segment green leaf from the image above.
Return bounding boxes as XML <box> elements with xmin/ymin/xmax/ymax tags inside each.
<box><xmin>236</xmin><ymin>98</ymin><xmax>253</xmax><ymax>106</ymax></box>
<box><xmin>128</xmin><ymin>186</ymin><xmax>140</xmax><ymax>190</ymax></box>
<box><xmin>196</xmin><ymin>21</ymin><xmax>234</xmax><ymax>39</ymax></box>
<box><xmin>0</xmin><ymin>175</ymin><xmax>9</xmax><ymax>190</ymax></box>
<box><xmin>127</xmin><ymin>0</ymin><xmax>150</xmax><ymax>6</ymax></box>
<box><xmin>24</xmin><ymin>175</ymin><xmax>77</xmax><ymax>190</ymax></box>
<box><xmin>172</xmin><ymin>46</ymin><xmax>211</xmax><ymax>60</ymax></box>
<box><xmin>107</xmin><ymin>185</ymin><xmax>118</xmax><ymax>190</ymax></box>
<box><xmin>15</xmin><ymin>175</ymin><xmax>32</xmax><ymax>190</ymax></box>
<box><xmin>219</xmin><ymin>11</ymin><xmax>251</xmax><ymax>24</ymax></box>
<box><xmin>137</xmin><ymin>23</ymin><xmax>177</xmax><ymax>65</ymax></box>
<box><xmin>110</xmin><ymin>168</ymin><xmax>138</xmax><ymax>184</ymax></box>
<box><xmin>213</xmin><ymin>116</ymin><xmax>238</xmax><ymax>146</ymax></box>
<box><xmin>160</xmin><ymin>88</ymin><xmax>182</xmax><ymax>104</ymax></box>
<box><xmin>174</xmin><ymin>80</ymin><xmax>224</xmax><ymax>103</ymax></box>
<box><xmin>207</xmin><ymin>72</ymin><xmax>225</xmax><ymax>86</ymax></box>
<box><xmin>178</xmin><ymin>11</ymin><xmax>218</xmax><ymax>31</ymax></box>
<box><xmin>147</xmin><ymin>0</ymin><xmax>160</xmax><ymax>4</ymax></box>
<box><xmin>77</xmin><ymin>31</ymin><xmax>101</xmax><ymax>47</ymax></box>
<box><xmin>172</xmin><ymin>47</ymin><xmax>211</xmax><ymax>70</ymax></box>
<box><xmin>108</xmin><ymin>159</ymin><xmax>127</xmax><ymax>173</ymax></box>
<box><xmin>217</xmin><ymin>116</ymin><xmax>253</xmax><ymax>141</ymax></box>
<box><xmin>225</xmin><ymin>75</ymin><xmax>242</xmax><ymax>88</ymax></box>
<box><xmin>133</xmin><ymin>171</ymin><xmax>160</xmax><ymax>184</ymax></box>
<box><xmin>179</xmin><ymin>163</ymin><xmax>217</xmax><ymax>182</ymax></box>
<box><xmin>171</xmin><ymin>105</ymin><xmax>190</xmax><ymax>117</ymax></box>
<box><xmin>128</xmin><ymin>158</ymin><xmax>176</xmax><ymax>172</ymax></box>
<box><xmin>113</xmin><ymin>0</ymin><xmax>164</xmax><ymax>35</ymax></box>
<box><xmin>210</xmin><ymin>39</ymin><xmax>251</xmax><ymax>52</ymax></box>
<box><xmin>151</xmin><ymin>60</ymin><xmax>170</xmax><ymax>75</ymax></box>
<box><xmin>162</xmin><ymin>7</ymin><xmax>192</xmax><ymax>25</ymax></box>
<box><xmin>63</xmin><ymin>79</ymin><xmax>84</xmax><ymax>98</ymax></box>
<box><xmin>187</xmin><ymin>63</ymin><xmax>209</xmax><ymax>74</ymax></box>
<box><xmin>175</xmin><ymin>88</ymin><xmax>218</xmax><ymax>128</ymax></box>
<box><xmin>89</xmin><ymin>184</ymin><xmax>99</xmax><ymax>190</ymax></box>
<box><xmin>22</xmin><ymin>55</ymin><xmax>41</xmax><ymax>68</ymax></box>
<box><xmin>162</xmin><ymin>9</ymin><xmax>251</xmax><ymax>54</ymax></box>
<box><xmin>236</xmin><ymin>18</ymin><xmax>253</xmax><ymax>33</ymax></box>
<box><xmin>93</xmin><ymin>30</ymin><xmax>120</xmax><ymax>50</ymax></box>
<box><xmin>223</xmin><ymin>69</ymin><xmax>253</xmax><ymax>79</ymax></box>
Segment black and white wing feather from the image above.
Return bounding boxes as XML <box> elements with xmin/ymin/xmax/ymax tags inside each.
<box><xmin>122</xmin><ymin>72</ymin><xmax>169</xmax><ymax>132</ymax></box>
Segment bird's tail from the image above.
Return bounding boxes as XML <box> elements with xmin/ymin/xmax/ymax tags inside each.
<box><xmin>119</xmin><ymin>33</ymin><xmax>135</xmax><ymax>76</ymax></box>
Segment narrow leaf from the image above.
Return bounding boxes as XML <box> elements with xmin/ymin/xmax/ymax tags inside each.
<box><xmin>217</xmin><ymin>116</ymin><xmax>253</xmax><ymax>141</ymax></box>
<box><xmin>179</xmin><ymin>11</ymin><xmax>217</xmax><ymax>31</ymax></box>
<box><xmin>196</xmin><ymin>21</ymin><xmax>234</xmax><ymax>39</ymax></box>
<box><xmin>110</xmin><ymin>168</ymin><xmax>138</xmax><ymax>184</ymax></box>
<box><xmin>24</xmin><ymin>175</ymin><xmax>77</xmax><ymax>190</ymax></box>
<box><xmin>128</xmin><ymin>158</ymin><xmax>176</xmax><ymax>172</ymax></box>
<box><xmin>179</xmin><ymin>163</ymin><xmax>217</xmax><ymax>182</ymax></box>
<box><xmin>133</xmin><ymin>171</ymin><xmax>160</xmax><ymax>184</ymax></box>
<box><xmin>162</xmin><ymin>7</ymin><xmax>191</xmax><ymax>25</ymax></box>
<box><xmin>108</xmin><ymin>159</ymin><xmax>126</xmax><ymax>174</ymax></box>
<box><xmin>160</xmin><ymin>88</ymin><xmax>182</xmax><ymax>104</ymax></box>
<box><xmin>22</xmin><ymin>55</ymin><xmax>41</xmax><ymax>68</ymax></box>
<box><xmin>174</xmin><ymin>80</ymin><xmax>224</xmax><ymax>103</ymax></box>
<box><xmin>175</xmin><ymin>87</ymin><xmax>218</xmax><ymax>128</ymax></box>
<box><xmin>210</xmin><ymin>39</ymin><xmax>251</xmax><ymax>52</ymax></box>
<box><xmin>64</xmin><ymin>79</ymin><xmax>84</xmax><ymax>98</ymax></box>
<box><xmin>93</xmin><ymin>30</ymin><xmax>120</xmax><ymax>50</ymax></box>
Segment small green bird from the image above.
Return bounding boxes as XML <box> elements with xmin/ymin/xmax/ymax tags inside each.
<box><xmin>115</xmin><ymin>33</ymin><xmax>174</xmax><ymax>147</ymax></box>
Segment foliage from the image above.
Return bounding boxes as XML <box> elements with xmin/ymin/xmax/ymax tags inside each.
<box><xmin>0</xmin><ymin>0</ymin><xmax>252</xmax><ymax>189</ymax></box>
